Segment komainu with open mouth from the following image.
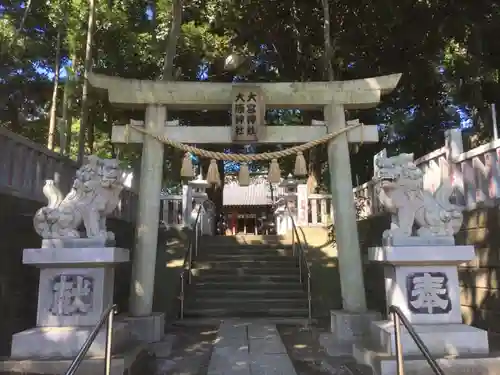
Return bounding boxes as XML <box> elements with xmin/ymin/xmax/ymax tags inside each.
<box><xmin>373</xmin><ymin>149</ymin><xmax>463</xmax><ymax>244</ymax></box>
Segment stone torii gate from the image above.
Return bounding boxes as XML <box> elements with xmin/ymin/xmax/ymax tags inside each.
<box><xmin>88</xmin><ymin>72</ymin><xmax>401</xmax><ymax>336</ymax></box>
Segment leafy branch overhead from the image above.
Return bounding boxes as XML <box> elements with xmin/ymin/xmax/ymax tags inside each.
<box><xmin>0</xmin><ymin>0</ymin><xmax>500</xmax><ymax>187</ymax></box>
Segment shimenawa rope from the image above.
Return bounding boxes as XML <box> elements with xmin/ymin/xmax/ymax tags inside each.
<box><xmin>124</xmin><ymin>121</ymin><xmax>365</xmax><ymax>185</ymax></box>
<box><xmin>126</xmin><ymin>122</ymin><xmax>364</xmax><ymax>162</ymax></box>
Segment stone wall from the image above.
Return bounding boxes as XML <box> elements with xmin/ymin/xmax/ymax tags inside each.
<box><xmin>294</xmin><ymin>227</ymin><xmax>342</xmax><ymax>317</ymax></box>
<box><xmin>0</xmin><ymin>196</ymin><xmax>41</xmax><ymax>357</ymax></box>
<box><xmin>0</xmin><ymin>194</ymin><xmax>137</xmax><ymax>356</ymax></box>
<box><xmin>153</xmin><ymin>226</ymin><xmax>190</xmax><ymax>323</ymax></box>
<box><xmin>107</xmin><ymin>218</ymin><xmax>136</xmax><ymax>313</ymax></box>
<box><xmin>356</xmin><ymin>205</ymin><xmax>500</xmax><ymax>340</ymax></box>
<box><xmin>457</xmin><ymin>206</ymin><xmax>500</xmax><ymax>335</ymax></box>
<box><xmin>357</xmin><ymin>214</ymin><xmax>390</xmax><ymax>315</ymax></box>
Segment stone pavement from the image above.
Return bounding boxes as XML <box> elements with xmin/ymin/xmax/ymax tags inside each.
<box><xmin>151</xmin><ymin>325</ymin><xmax>218</xmax><ymax>375</ymax></box>
<box><xmin>207</xmin><ymin>319</ymin><xmax>297</xmax><ymax>375</ymax></box>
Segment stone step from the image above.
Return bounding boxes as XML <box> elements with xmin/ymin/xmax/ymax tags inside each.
<box><xmin>198</xmin><ymin>253</ymin><xmax>297</xmax><ymax>262</ymax></box>
<box><xmin>194</xmin><ymin>266</ymin><xmax>300</xmax><ymax>276</ymax></box>
<box><xmin>201</xmin><ymin>246</ymin><xmax>294</xmax><ymax>255</ymax></box>
<box><xmin>194</xmin><ymin>280</ymin><xmax>303</xmax><ymax>290</ymax></box>
<box><xmin>202</xmin><ymin>234</ymin><xmax>286</xmax><ymax>243</ymax></box>
<box><xmin>194</xmin><ymin>260</ymin><xmax>298</xmax><ymax>269</ymax></box>
<box><xmin>189</xmin><ymin>288</ymin><xmax>307</xmax><ymax>298</ymax></box>
<box><xmin>353</xmin><ymin>341</ymin><xmax>500</xmax><ymax>375</ymax></box>
<box><xmin>186</xmin><ymin>297</ymin><xmax>309</xmax><ymax>310</ymax></box>
<box><xmin>183</xmin><ymin>306</ymin><xmax>309</xmax><ymax>318</ymax></box>
<box><xmin>173</xmin><ymin>317</ymin><xmax>314</xmax><ymax>326</ymax></box>
<box><xmin>0</xmin><ymin>343</ymin><xmax>152</xmax><ymax>375</ymax></box>
<box><xmin>202</xmin><ymin>239</ymin><xmax>290</xmax><ymax>245</ymax></box>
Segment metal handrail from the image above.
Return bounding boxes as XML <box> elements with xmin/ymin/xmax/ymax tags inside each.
<box><xmin>274</xmin><ymin>197</ymin><xmax>312</xmax><ymax>327</ymax></box>
<box><xmin>389</xmin><ymin>305</ymin><xmax>445</xmax><ymax>375</ymax></box>
<box><xmin>179</xmin><ymin>199</ymin><xmax>215</xmax><ymax>319</ymax></box>
<box><xmin>64</xmin><ymin>304</ymin><xmax>116</xmax><ymax>375</ymax></box>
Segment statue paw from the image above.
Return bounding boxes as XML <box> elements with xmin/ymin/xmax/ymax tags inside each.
<box><xmin>60</xmin><ymin>229</ymin><xmax>81</xmax><ymax>238</ymax></box>
<box><xmin>439</xmin><ymin>211</ymin><xmax>451</xmax><ymax>222</ymax></box>
<box><xmin>382</xmin><ymin>228</ymin><xmax>412</xmax><ymax>246</ymax></box>
<box><xmin>416</xmin><ymin>227</ymin><xmax>434</xmax><ymax>237</ymax></box>
<box><xmin>383</xmin><ymin>228</ymin><xmax>409</xmax><ymax>238</ymax></box>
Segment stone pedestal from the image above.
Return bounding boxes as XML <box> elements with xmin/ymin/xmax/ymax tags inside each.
<box><xmin>10</xmin><ymin>245</ymin><xmax>131</xmax><ymax>359</ymax></box>
<box><xmin>320</xmin><ymin>310</ymin><xmax>381</xmax><ymax>358</ymax></box>
<box><xmin>122</xmin><ymin>313</ymin><xmax>165</xmax><ymax>343</ymax></box>
<box><xmin>372</xmin><ymin>245</ymin><xmax>472</xmax><ymax>326</ymax></box>
<box><xmin>330</xmin><ymin>310</ymin><xmax>381</xmax><ymax>342</ymax></box>
<box><xmin>353</xmin><ymin>245</ymin><xmax>495</xmax><ymax>375</ymax></box>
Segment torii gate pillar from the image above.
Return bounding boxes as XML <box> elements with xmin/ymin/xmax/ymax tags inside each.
<box><xmin>325</xmin><ymin>104</ymin><xmax>367</xmax><ymax>312</ymax></box>
<box><xmin>129</xmin><ymin>104</ymin><xmax>165</xmax><ymax>318</ymax></box>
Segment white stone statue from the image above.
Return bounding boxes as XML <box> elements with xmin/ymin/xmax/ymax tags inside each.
<box><xmin>33</xmin><ymin>155</ymin><xmax>125</xmax><ymax>241</ymax></box>
<box><xmin>373</xmin><ymin>149</ymin><xmax>463</xmax><ymax>245</ymax></box>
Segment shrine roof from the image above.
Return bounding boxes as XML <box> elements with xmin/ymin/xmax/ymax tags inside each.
<box><xmin>223</xmin><ymin>182</ymin><xmax>273</xmax><ymax>206</ymax></box>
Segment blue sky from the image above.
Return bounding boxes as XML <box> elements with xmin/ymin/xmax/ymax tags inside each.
<box><xmin>35</xmin><ymin>61</ymin><xmax>69</xmax><ymax>80</ymax></box>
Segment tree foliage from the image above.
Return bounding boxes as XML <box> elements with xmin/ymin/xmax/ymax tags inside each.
<box><xmin>1</xmin><ymin>0</ymin><xmax>500</xmax><ymax>189</ymax></box>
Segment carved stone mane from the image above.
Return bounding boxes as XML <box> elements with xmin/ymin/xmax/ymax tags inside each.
<box><xmin>33</xmin><ymin>155</ymin><xmax>125</xmax><ymax>241</ymax></box>
<box><xmin>373</xmin><ymin>149</ymin><xmax>463</xmax><ymax>246</ymax></box>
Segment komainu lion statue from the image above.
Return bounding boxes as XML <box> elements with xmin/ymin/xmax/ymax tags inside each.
<box><xmin>33</xmin><ymin>155</ymin><xmax>124</xmax><ymax>240</ymax></box>
<box><xmin>373</xmin><ymin>149</ymin><xmax>463</xmax><ymax>244</ymax></box>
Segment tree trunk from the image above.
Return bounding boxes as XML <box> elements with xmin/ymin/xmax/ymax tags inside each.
<box><xmin>2</xmin><ymin>0</ymin><xmax>32</xmax><ymax>55</ymax></box>
<box><xmin>107</xmin><ymin>108</ymin><xmax>117</xmax><ymax>157</ymax></box>
<box><xmin>61</xmin><ymin>80</ymin><xmax>72</xmax><ymax>155</ymax></box>
<box><xmin>47</xmin><ymin>28</ymin><xmax>62</xmax><ymax>150</ymax></box>
<box><xmin>77</xmin><ymin>0</ymin><xmax>96</xmax><ymax>163</ymax></box>
<box><xmin>162</xmin><ymin>0</ymin><xmax>182</xmax><ymax>81</ymax></box>
<box><xmin>159</xmin><ymin>0</ymin><xmax>183</xmax><ymax>188</ymax></box>
<box><xmin>150</xmin><ymin>0</ymin><xmax>157</xmax><ymax>46</ymax></box>
<box><xmin>88</xmin><ymin>108</ymin><xmax>94</xmax><ymax>153</ymax></box>
<box><xmin>320</xmin><ymin>0</ymin><xmax>339</xmax><ymax>192</ymax></box>
<box><xmin>321</xmin><ymin>0</ymin><xmax>335</xmax><ymax>81</ymax></box>
<box><xmin>61</xmin><ymin>57</ymin><xmax>75</xmax><ymax>156</ymax></box>
<box><xmin>304</xmin><ymin>110</ymin><xmax>324</xmax><ymax>193</ymax></box>
<box><xmin>303</xmin><ymin>111</ymin><xmax>317</xmax><ymax>194</ymax></box>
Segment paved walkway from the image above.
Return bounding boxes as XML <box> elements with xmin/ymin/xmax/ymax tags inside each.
<box><xmin>151</xmin><ymin>325</ymin><xmax>218</xmax><ymax>375</ymax></box>
<box><xmin>207</xmin><ymin>320</ymin><xmax>297</xmax><ymax>375</ymax></box>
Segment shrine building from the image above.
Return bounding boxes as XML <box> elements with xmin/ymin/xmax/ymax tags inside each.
<box><xmin>222</xmin><ymin>176</ymin><xmax>275</xmax><ymax>235</ymax></box>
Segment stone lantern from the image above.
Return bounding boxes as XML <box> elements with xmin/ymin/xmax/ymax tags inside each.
<box><xmin>275</xmin><ymin>174</ymin><xmax>298</xmax><ymax>235</ymax></box>
<box><xmin>189</xmin><ymin>173</ymin><xmax>210</xmax><ymax>204</ymax></box>
<box><xmin>188</xmin><ymin>173</ymin><xmax>214</xmax><ymax>235</ymax></box>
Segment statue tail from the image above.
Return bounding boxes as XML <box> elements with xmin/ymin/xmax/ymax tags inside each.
<box><xmin>434</xmin><ymin>179</ymin><xmax>464</xmax><ymax>217</ymax></box>
<box><xmin>43</xmin><ymin>180</ymin><xmax>64</xmax><ymax>209</ymax></box>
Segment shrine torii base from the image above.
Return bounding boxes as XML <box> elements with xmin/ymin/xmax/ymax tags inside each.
<box><xmin>89</xmin><ymin>72</ymin><xmax>402</xmax><ymax>342</ymax></box>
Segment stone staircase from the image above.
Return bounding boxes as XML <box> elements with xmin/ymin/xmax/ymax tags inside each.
<box><xmin>183</xmin><ymin>235</ymin><xmax>310</xmax><ymax>320</ymax></box>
